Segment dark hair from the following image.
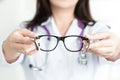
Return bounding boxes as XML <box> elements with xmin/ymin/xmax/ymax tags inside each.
<box><xmin>26</xmin><ymin>0</ymin><xmax>95</xmax><ymax>30</ymax></box>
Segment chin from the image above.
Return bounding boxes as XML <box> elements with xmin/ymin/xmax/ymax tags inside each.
<box><xmin>50</xmin><ymin>1</ymin><xmax>77</xmax><ymax>9</ymax></box>
<box><xmin>54</xmin><ymin>4</ymin><xmax>76</xmax><ymax>9</ymax></box>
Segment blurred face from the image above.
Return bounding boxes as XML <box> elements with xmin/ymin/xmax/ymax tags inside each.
<box><xmin>50</xmin><ymin>0</ymin><xmax>79</xmax><ymax>9</ymax></box>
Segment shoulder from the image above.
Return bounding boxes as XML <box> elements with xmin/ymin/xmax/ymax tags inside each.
<box><xmin>84</xmin><ymin>21</ymin><xmax>110</xmax><ymax>35</ymax></box>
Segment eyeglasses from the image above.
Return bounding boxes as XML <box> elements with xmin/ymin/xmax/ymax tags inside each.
<box><xmin>34</xmin><ymin>35</ymin><xmax>90</xmax><ymax>52</ymax></box>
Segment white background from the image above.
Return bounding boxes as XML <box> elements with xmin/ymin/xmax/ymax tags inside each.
<box><xmin>0</xmin><ymin>0</ymin><xmax>120</xmax><ymax>80</ymax></box>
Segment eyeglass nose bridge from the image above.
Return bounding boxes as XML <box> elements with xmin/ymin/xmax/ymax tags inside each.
<box><xmin>57</xmin><ymin>36</ymin><xmax>65</xmax><ymax>41</ymax></box>
<box><xmin>54</xmin><ymin>36</ymin><xmax>66</xmax><ymax>48</ymax></box>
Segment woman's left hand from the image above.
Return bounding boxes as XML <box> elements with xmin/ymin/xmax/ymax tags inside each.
<box><xmin>86</xmin><ymin>32</ymin><xmax>120</xmax><ymax>62</ymax></box>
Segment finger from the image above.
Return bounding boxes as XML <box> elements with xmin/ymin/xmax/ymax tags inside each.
<box><xmin>88</xmin><ymin>47</ymin><xmax>112</xmax><ymax>58</ymax></box>
<box><xmin>18</xmin><ymin>29</ymin><xmax>36</xmax><ymax>38</ymax></box>
<box><xmin>106</xmin><ymin>53</ymin><xmax>120</xmax><ymax>62</ymax></box>
<box><xmin>26</xmin><ymin>49</ymin><xmax>38</xmax><ymax>55</ymax></box>
<box><xmin>85</xmin><ymin>32</ymin><xmax>111</xmax><ymax>40</ymax></box>
<box><xmin>14</xmin><ymin>36</ymin><xmax>34</xmax><ymax>44</ymax></box>
<box><xmin>89</xmin><ymin>39</ymin><xmax>112</xmax><ymax>49</ymax></box>
<box><xmin>13</xmin><ymin>42</ymin><xmax>36</xmax><ymax>54</ymax></box>
<box><xmin>12</xmin><ymin>29</ymin><xmax>35</xmax><ymax>44</ymax></box>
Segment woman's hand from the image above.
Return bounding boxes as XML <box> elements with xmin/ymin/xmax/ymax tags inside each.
<box><xmin>2</xmin><ymin>29</ymin><xmax>37</xmax><ymax>63</ymax></box>
<box><xmin>86</xmin><ymin>32</ymin><xmax>120</xmax><ymax>62</ymax></box>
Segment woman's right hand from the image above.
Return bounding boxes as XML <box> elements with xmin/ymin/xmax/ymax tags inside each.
<box><xmin>2</xmin><ymin>29</ymin><xmax>37</xmax><ymax>63</ymax></box>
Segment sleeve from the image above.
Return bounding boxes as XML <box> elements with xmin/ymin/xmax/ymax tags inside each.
<box><xmin>86</xmin><ymin>21</ymin><xmax>120</xmax><ymax>65</ymax></box>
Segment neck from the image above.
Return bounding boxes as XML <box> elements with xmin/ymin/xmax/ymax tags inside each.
<box><xmin>52</xmin><ymin>7</ymin><xmax>75</xmax><ymax>36</ymax></box>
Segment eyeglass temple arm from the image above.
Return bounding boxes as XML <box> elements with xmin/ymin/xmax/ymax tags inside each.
<box><xmin>82</xmin><ymin>37</ymin><xmax>90</xmax><ymax>51</ymax></box>
<box><xmin>34</xmin><ymin>37</ymin><xmax>40</xmax><ymax>50</ymax></box>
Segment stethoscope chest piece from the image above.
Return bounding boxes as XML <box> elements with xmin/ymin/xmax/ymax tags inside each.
<box><xmin>78</xmin><ymin>51</ymin><xmax>88</xmax><ymax>65</ymax></box>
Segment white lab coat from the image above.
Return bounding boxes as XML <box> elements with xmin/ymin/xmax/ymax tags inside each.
<box><xmin>0</xmin><ymin>17</ymin><xmax>114</xmax><ymax>80</ymax></box>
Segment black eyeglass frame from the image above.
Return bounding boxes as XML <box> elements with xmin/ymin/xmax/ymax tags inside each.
<box><xmin>34</xmin><ymin>35</ymin><xmax>90</xmax><ymax>52</ymax></box>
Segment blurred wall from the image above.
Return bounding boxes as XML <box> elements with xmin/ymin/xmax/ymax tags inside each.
<box><xmin>0</xmin><ymin>0</ymin><xmax>35</xmax><ymax>80</ymax></box>
<box><xmin>0</xmin><ymin>0</ymin><xmax>120</xmax><ymax>80</ymax></box>
<box><xmin>0</xmin><ymin>0</ymin><xmax>36</xmax><ymax>40</ymax></box>
<box><xmin>90</xmin><ymin>0</ymin><xmax>120</xmax><ymax>35</ymax></box>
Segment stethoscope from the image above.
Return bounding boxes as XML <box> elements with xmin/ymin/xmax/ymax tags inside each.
<box><xmin>29</xmin><ymin>19</ymin><xmax>88</xmax><ymax>71</ymax></box>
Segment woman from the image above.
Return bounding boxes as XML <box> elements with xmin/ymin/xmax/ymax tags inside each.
<box><xmin>1</xmin><ymin>0</ymin><xmax>119</xmax><ymax>80</ymax></box>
